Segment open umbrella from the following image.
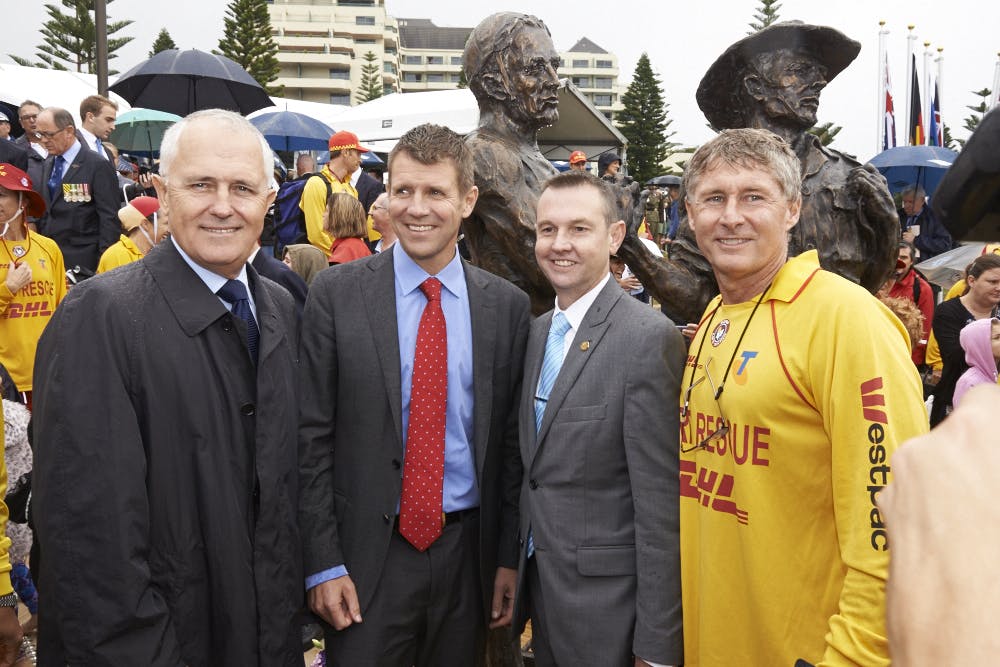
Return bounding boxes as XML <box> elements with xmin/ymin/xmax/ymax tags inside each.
<box><xmin>868</xmin><ymin>145</ymin><xmax>958</xmax><ymax>197</ymax></box>
<box><xmin>249</xmin><ymin>111</ymin><xmax>333</xmax><ymax>152</ymax></box>
<box><xmin>108</xmin><ymin>108</ymin><xmax>181</xmax><ymax>154</ymax></box>
<box><xmin>914</xmin><ymin>242</ymin><xmax>986</xmax><ymax>290</ymax></box>
<box><xmin>110</xmin><ymin>49</ymin><xmax>272</xmax><ymax>116</ymax></box>
<box><xmin>647</xmin><ymin>174</ymin><xmax>681</xmax><ymax>187</ymax></box>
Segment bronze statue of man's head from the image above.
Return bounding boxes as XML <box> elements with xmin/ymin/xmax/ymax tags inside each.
<box><xmin>696</xmin><ymin>21</ymin><xmax>860</xmax><ymax>132</ymax></box>
<box><xmin>464</xmin><ymin>12</ymin><xmax>562</xmax><ymax>132</ymax></box>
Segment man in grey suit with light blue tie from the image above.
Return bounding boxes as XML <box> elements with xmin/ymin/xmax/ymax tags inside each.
<box><xmin>515</xmin><ymin>170</ymin><xmax>685</xmax><ymax>666</ymax></box>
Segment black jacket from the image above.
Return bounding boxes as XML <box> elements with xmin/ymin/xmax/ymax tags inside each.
<box><xmin>251</xmin><ymin>248</ymin><xmax>308</xmax><ymax>317</ymax></box>
<box><xmin>33</xmin><ymin>241</ymin><xmax>302</xmax><ymax>667</ymax></box>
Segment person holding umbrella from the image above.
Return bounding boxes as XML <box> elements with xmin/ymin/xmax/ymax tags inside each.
<box><xmin>900</xmin><ymin>184</ymin><xmax>954</xmax><ymax>260</ymax></box>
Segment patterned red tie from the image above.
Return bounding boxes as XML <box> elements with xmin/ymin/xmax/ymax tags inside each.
<box><xmin>399</xmin><ymin>277</ymin><xmax>448</xmax><ymax>551</ymax></box>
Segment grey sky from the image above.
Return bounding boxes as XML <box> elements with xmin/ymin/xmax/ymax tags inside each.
<box><xmin>7</xmin><ymin>0</ymin><xmax>999</xmax><ymax>160</ymax></box>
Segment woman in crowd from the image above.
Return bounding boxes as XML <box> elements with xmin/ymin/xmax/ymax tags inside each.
<box><xmin>324</xmin><ymin>192</ymin><xmax>371</xmax><ymax>265</ymax></box>
<box><xmin>0</xmin><ymin>163</ymin><xmax>66</xmax><ymax>408</ymax></box>
<box><xmin>282</xmin><ymin>243</ymin><xmax>328</xmax><ymax>287</ymax></box>
<box><xmin>931</xmin><ymin>254</ymin><xmax>1000</xmax><ymax>425</ymax></box>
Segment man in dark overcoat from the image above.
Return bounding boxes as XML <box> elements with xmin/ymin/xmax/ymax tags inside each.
<box><xmin>32</xmin><ymin>109</ymin><xmax>302</xmax><ymax>667</ymax></box>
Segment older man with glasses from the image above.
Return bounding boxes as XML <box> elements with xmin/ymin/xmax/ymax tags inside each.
<box><xmin>678</xmin><ymin>128</ymin><xmax>928</xmax><ymax>667</ymax></box>
<box><xmin>34</xmin><ymin>106</ymin><xmax>119</xmax><ymax>275</ymax></box>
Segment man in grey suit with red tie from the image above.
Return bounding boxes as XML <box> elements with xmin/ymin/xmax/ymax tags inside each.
<box><xmin>515</xmin><ymin>171</ymin><xmax>685</xmax><ymax>666</ymax></box>
<box><xmin>34</xmin><ymin>107</ymin><xmax>118</xmax><ymax>274</ymax></box>
<box><xmin>299</xmin><ymin>123</ymin><xmax>530</xmax><ymax>665</ymax></box>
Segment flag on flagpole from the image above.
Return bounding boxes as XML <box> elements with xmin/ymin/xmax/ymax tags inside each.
<box><xmin>908</xmin><ymin>55</ymin><xmax>923</xmax><ymax>145</ymax></box>
<box><xmin>928</xmin><ymin>82</ymin><xmax>943</xmax><ymax>147</ymax></box>
<box><xmin>883</xmin><ymin>51</ymin><xmax>897</xmax><ymax>150</ymax></box>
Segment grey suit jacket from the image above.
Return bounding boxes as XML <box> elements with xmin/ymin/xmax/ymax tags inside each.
<box><xmin>515</xmin><ymin>277</ymin><xmax>685</xmax><ymax>665</ymax></box>
<box><xmin>298</xmin><ymin>246</ymin><xmax>530</xmax><ymax>625</ymax></box>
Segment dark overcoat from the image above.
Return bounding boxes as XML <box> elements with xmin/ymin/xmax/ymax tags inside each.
<box><xmin>32</xmin><ymin>240</ymin><xmax>302</xmax><ymax>667</ymax></box>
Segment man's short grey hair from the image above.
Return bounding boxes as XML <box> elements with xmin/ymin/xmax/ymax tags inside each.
<box><xmin>159</xmin><ymin>109</ymin><xmax>273</xmax><ymax>187</ymax></box>
<box><xmin>901</xmin><ymin>184</ymin><xmax>926</xmax><ymax>200</ymax></box>
<box><xmin>684</xmin><ymin>128</ymin><xmax>802</xmax><ymax>203</ymax></box>
<box><xmin>42</xmin><ymin>107</ymin><xmax>76</xmax><ymax>131</ymax></box>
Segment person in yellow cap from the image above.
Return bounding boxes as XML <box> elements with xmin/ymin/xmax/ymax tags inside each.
<box><xmin>97</xmin><ymin>196</ymin><xmax>169</xmax><ymax>273</ymax></box>
<box><xmin>0</xmin><ymin>162</ymin><xmax>66</xmax><ymax>407</ymax></box>
<box><xmin>568</xmin><ymin>150</ymin><xmax>587</xmax><ymax>172</ymax></box>
<box><xmin>300</xmin><ymin>130</ymin><xmax>369</xmax><ymax>256</ymax></box>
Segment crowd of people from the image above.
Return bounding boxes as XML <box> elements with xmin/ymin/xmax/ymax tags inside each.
<box><xmin>0</xmin><ymin>14</ymin><xmax>997</xmax><ymax>667</ymax></box>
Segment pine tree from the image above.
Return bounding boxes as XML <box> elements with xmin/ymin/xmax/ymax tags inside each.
<box><xmin>355</xmin><ymin>51</ymin><xmax>383</xmax><ymax>104</ymax></box>
<box><xmin>216</xmin><ymin>0</ymin><xmax>283</xmax><ymax>96</ymax></box>
<box><xmin>9</xmin><ymin>0</ymin><xmax>133</xmax><ymax>74</ymax></box>
<box><xmin>149</xmin><ymin>28</ymin><xmax>177</xmax><ymax>57</ymax></box>
<box><xmin>616</xmin><ymin>53</ymin><xmax>675</xmax><ymax>183</ymax></box>
<box><xmin>807</xmin><ymin>121</ymin><xmax>842</xmax><ymax>147</ymax></box>
<box><xmin>956</xmin><ymin>87</ymin><xmax>992</xmax><ymax>149</ymax></box>
<box><xmin>748</xmin><ymin>0</ymin><xmax>782</xmax><ymax>34</ymax></box>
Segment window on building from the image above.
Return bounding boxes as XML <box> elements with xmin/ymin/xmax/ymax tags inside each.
<box><xmin>572</xmin><ymin>59</ymin><xmax>589</xmax><ymax>68</ymax></box>
<box><xmin>384</xmin><ymin>84</ymin><xmax>395</xmax><ymax>95</ymax></box>
<box><xmin>329</xmin><ymin>69</ymin><xmax>350</xmax><ymax>79</ymax></box>
<box><xmin>356</xmin><ymin>38</ymin><xmax>376</xmax><ymax>44</ymax></box>
<box><xmin>403</xmin><ymin>73</ymin><xmax>422</xmax><ymax>82</ymax></box>
<box><xmin>355</xmin><ymin>16</ymin><xmax>375</xmax><ymax>26</ymax></box>
<box><xmin>384</xmin><ymin>62</ymin><xmax>397</xmax><ymax>74</ymax></box>
<box><xmin>603</xmin><ymin>111</ymin><xmax>613</xmax><ymax>120</ymax></box>
<box><xmin>427</xmin><ymin>73</ymin><xmax>444</xmax><ymax>82</ymax></box>
<box><xmin>571</xmin><ymin>76</ymin><xmax>589</xmax><ymax>88</ymax></box>
<box><xmin>593</xmin><ymin>94</ymin><xmax>612</xmax><ymax>107</ymax></box>
<box><xmin>596</xmin><ymin>59</ymin><xmax>613</xmax><ymax>68</ymax></box>
<box><xmin>330</xmin><ymin>94</ymin><xmax>350</xmax><ymax>105</ymax></box>
<box><xmin>595</xmin><ymin>77</ymin><xmax>613</xmax><ymax>89</ymax></box>
<box><xmin>426</xmin><ymin>56</ymin><xmax>443</xmax><ymax>65</ymax></box>
<box><xmin>338</xmin><ymin>0</ymin><xmax>375</xmax><ymax>5</ymax></box>
<box><xmin>385</xmin><ymin>47</ymin><xmax>397</xmax><ymax>55</ymax></box>
<box><xmin>451</xmin><ymin>56</ymin><xmax>463</xmax><ymax>66</ymax></box>
<box><xmin>404</xmin><ymin>55</ymin><xmax>422</xmax><ymax>65</ymax></box>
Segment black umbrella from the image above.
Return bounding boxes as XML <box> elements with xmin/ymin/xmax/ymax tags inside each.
<box><xmin>647</xmin><ymin>174</ymin><xmax>682</xmax><ymax>187</ymax></box>
<box><xmin>110</xmin><ymin>49</ymin><xmax>273</xmax><ymax>116</ymax></box>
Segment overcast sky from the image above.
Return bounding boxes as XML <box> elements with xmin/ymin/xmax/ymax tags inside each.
<box><xmin>7</xmin><ymin>0</ymin><xmax>999</xmax><ymax>160</ymax></box>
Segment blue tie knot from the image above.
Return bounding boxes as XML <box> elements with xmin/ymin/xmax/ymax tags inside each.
<box><xmin>217</xmin><ymin>279</ymin><xmax>250</xmax><ymax>304</ymax></box>
<box><xmin>550</xmin><ymin>312</ymin><xmax>570</xmax><ymax>337</ymax></box>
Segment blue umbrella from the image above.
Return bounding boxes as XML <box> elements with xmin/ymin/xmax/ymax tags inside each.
<box><xmin>868</xmin><ymin>145</ymin><xmax>958</xmax><ymax>196</ymax></box>
<box><xmin>249</xmin><ymin>111</ymin><xmax>334</xmax><ymax>152</ymax></box>
<box><xmin>360</xmin><ymin>150</ymin><xmax>384</xmax><ymax>166</ymax></box>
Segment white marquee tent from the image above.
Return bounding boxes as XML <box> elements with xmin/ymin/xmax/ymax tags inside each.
<box><xmin>0</xmin><ymin>63</ymin><xmax>131</xmax><ymax>131</ymax></box>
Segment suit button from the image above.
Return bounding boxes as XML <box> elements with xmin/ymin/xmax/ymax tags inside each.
<box><xmin>529</xmin><ymin>479</ymin><xmax>538</xmax><ymax>490</ymax></box>
<box><xmin>392</xmin><ymin>458</ymin><xmax>401</xmax><ymax>469</ymax></box>
<box><xmin>383</xmin><ymin>513</ymin><xmax>391</xmax><ymax>524</ymax></box>
<box><xmin>240</xmin><ymin>403</ymin><xmax>255</xmax><ymax>416</ymax></box>
<box><xmin>222</xmin><ymin>319</ymin><xmax>234</xmax><ymax>333</ymax></box>
<box><xmin>518</xmin><ymin>538</ymin><xmax>525</xmax><ymax>546</ymax></box>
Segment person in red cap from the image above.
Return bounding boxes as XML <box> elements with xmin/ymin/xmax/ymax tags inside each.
<box><xmin>568</xmin><ymin>150</ymin><xmax>587</xmax><ymax>172</ymax></box>
<box><xmin>96</xmin><ymin>195</ymin><xmax>169</xmax><ymax>273</ymax></box>
<box><xmin>0</xmin><ymin>162</ymin><xmax>66</xmax><ymax>406</ymax></box>
<box><xmin>300</xmin><ymin>129</ymin><xmax>369</xmax><ymax>256</ymax></box>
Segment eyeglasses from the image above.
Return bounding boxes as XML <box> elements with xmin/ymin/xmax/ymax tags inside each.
<box><xmin>680</xmin><ymin>358</ymin><xmax>730</xmax><ymax>453</ymax></box>
<box><xmin>19</xmin><ymin>114</ymin><xmax>38</xmax><ymax>122</ymax></box>
<box><xmin>33</xmin><ymin>129</ymin><xmax>66</xmax><ymax>140</ymax></box>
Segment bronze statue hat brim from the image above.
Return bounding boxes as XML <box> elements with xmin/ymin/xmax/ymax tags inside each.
<box><xmin>696</xmin><ymin>20</ymin><xmax>861</xmax><ymax>131</ymax></box>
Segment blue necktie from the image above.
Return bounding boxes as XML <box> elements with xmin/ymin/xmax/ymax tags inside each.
<box><xmin>527</xmin><ymin>312</ymin><xmax>571</xmax><ymax>558</ymax></box>
<box><xmin>217</xmin><ymin>279</ymin><xmax>260</xmax><ymax>365</ymax></box>
<box><xmin>534</xmin><ymin>312</ymin><xmax>571</xmax><ymax>432</ymax></box>
<box><xmin>95</xmin><ymin>138</ymin><xmax>104</xmax><ymax>158</ymax></box>
<box><xmin>47</xmin><ymin>155</ymin><xmax>65</xmax><ymax>201</ymax></box>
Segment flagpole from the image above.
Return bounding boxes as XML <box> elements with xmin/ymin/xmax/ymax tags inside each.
<box><xmin>923</xmin><ymin>41</ymin><xmax>933</xmax><ymax>146</ymax></box>
<box><xmin>936</xmin><ymin>48</ymin><xmax>945</xmax><ymax>146</ymax></box>
<box><xmin>992</xmin><ymin>52</ymin><xmax>1000</xmax><ymax>109</ymax></box>
<box><xmin>877</xmin><ymin>21</ymin><xmax>888</xmax><ymax>153</ymax></box>
<box><xmin>906</xmin><ymin>25</ymin><xmax>917</xmax><ymax>145</ymax></box>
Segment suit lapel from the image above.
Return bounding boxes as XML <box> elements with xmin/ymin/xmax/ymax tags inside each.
<box><xmin>466</xmin><ymin>262</ymin><xmax>497</xmax><ymax>479</ymax></box>
<box><xmin>533</xmin><ymin>279</ymin><xmax>623</xmax><ymax>458</ymax></box>
<box><xmin>248</xmin><ymin>267</ymin><xmax>285</xmax><ymax>366</ymax></box>
<box><xmin>360</xmin><ymin>248</ymin><xmax>404</xmax><ymax>450</ymax></box>
<box><xmin>41</xmin><ymin>158</ymin><xmax>54</xmax><ymax>206</ymax></box>
<box><xmin>523</xmin><ymin>314</ymin><xmax>549</xmax><ymax>462</ymax></box>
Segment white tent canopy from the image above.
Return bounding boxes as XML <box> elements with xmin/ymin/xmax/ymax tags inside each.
<box><xmin>0</xmin><ymin>63</ymin><xmax>131</xmax><ymax>129</ymax></box>
<box><xmin>331</xmin><ymin>83</ymin><xmax>626</xmax><ymax>161</ymax></box>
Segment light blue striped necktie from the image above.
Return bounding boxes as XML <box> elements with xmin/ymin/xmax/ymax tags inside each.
<box><xmin>535</xmin><ymin>312</ymin><xmax>571</xmax><ymax>433</ymax></box>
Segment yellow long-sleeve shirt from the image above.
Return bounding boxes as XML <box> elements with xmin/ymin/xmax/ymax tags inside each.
<box><xmin>680</xmin><ymin>251</ymin><xmax>928</xmax><ymax>666</ymax></box>
<box><xmin>925</xmin><ymin>278</ymin><xmax>967</xmax><ymax>370</ymax></box>
<box><xmin>0</xmin><ymin>231</ymin><xmax>67</xmax><ymax>392</ymax></box>
<box><xmin>97</xmin><ymin>234</ymin><xmax>144</xmax><ymax>273</ymax></box>
<box><xmin>0</xmin><ymin>401</ymin><xmax>13</xmax><ymax>596</ymax></box>
<box><xmin>299</xmin><ymin>166</ymin><xmax>358</xmax><ymax>255</ymax></box>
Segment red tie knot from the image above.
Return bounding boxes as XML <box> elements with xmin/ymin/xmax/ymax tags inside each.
<box><xmin>420</xmin><ymin>277</ymin><xmax>442</xmax><ymax>302</ymax></box>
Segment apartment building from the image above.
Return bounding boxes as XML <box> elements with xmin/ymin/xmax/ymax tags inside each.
<box><xmin>267</xmin><ymin>3</ymin><xmax>626</xmax><ymax>120</ymax></box>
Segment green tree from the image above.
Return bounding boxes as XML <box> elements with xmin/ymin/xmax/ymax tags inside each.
<box><xmin>149</xmin><ymin>27</ymin><xmax>177</xmax><ymax>57</ymax></box>
<box><xmin>355</xmin><ymin>51</ymin><xmax>383</xmax><ymax>104</ymax></box>
<box><xmin>955</xmin><ymin>87</ymin><xmax>992</xmax><ymax>149</ymax></box>
<box><xmin>807</xmin><ymin>121</ymin><xmax>842</xmax><ymax>147</ymax></box>
<box><xmin>10</xmin><ymin>0</ymin><xmax>133</xmax><ymax>73</ymax></box>
<box><xmin>616</xmin><ymin>53</ymin><xmax>675</xmax><ymax>183</ymax></box>
<box><xmin>748</xmin><ymin>0</ymin><xmax>782</xmax><ymax>33</ymax></box>
<box><xmin>216</xmin><ymin>0</ymin><xmax>282</xmax><ymax>95</ymax></box>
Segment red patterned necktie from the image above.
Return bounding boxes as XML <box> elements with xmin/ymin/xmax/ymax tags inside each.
<box><xmin>399</xmin><ymin>277</ymin><xmax>448</xmax><ymax>551</ymax></box>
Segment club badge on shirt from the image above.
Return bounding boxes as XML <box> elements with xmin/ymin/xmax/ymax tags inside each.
<box><xmin>711</xmin><ymin>319</ymin><xmax>730</xmax><ymax>347</ymax></box>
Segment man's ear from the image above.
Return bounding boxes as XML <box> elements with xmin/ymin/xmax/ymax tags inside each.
<box><xmin>743</xmin><ymin>74</ymin><xmax>767</xmax><ymax>102</ymax></box>
<box><xmin>480</xmin><ymin>72</ymin><xmax>509</xmax><ymax>103</ymax></box>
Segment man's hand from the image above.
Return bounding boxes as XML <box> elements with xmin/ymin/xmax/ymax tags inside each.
<box><xmin>879</xmin><ymin>384</ymin><xmax>1000</xmax><ymax>664</ymax></box>
<box><xmin>308</xmin><ymin>576</ymin><xmax>362</xmax><ymax>631</ymax></box>
<box><xmin>489</xmin><ymin>566</ymin><xmax>517</xmax><ymax>629</ymax></box>
<box><xmin>616</xmin><ymin>276</ymin><xmax>642</xmax><ymax>292</ymax></box>
<box><xmin>0</xmin><ymin>606</ymin><xmax>22</xmax><ymax>667</ymax></box>
<box><xmin>5</xmin><ymin>262</ymin><xmax>31</xmax><ymax>294</ymax></box>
